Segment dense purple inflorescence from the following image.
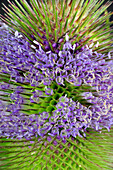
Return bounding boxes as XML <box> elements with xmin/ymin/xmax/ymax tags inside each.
<box><xmin>0</xmin><ymin>24</ymin><xmax>113</xmax><ymax>139</ymax></box>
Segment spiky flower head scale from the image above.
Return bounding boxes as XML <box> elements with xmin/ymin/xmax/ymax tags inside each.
<box><xmin>1</xmin><ymin>0</ymin><xmax>113</xmax><ymax>53</ymax></box>
<box><xmin>0</xmin><ymin>0</ymin><xmax>113</xmax><ymax>169</ymax></box>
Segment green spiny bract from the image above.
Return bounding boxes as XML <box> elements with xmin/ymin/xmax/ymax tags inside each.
<box><xmin>1</xmin><ymin>0</ymin><xmax>113</xmax><ymax>53</ymax></box>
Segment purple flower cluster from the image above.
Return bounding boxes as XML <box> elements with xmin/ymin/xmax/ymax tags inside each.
<box><xmin>0</xmin><ymin>25</ymin><xmax>113</xmax><ymax>139</ymax></box>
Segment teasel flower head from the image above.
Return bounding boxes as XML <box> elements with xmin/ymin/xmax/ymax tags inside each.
<box><xmin>0</xmin><ymin>0</ymin><xmax>113</xmax><ymax>169</ymax></box>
